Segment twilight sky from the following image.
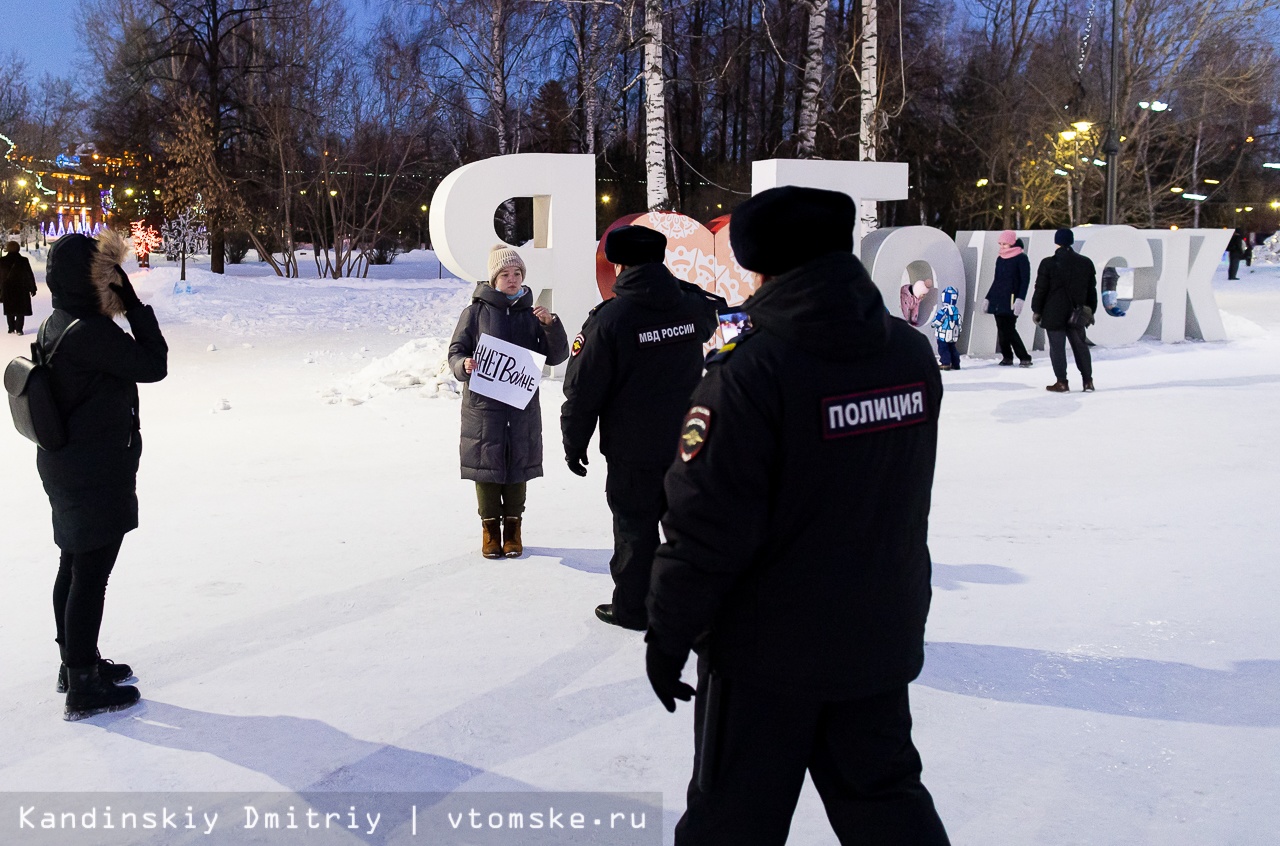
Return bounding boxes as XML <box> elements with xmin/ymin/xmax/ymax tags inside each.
<box><xmin>0</xmin><ymin>0</ymin><xmax>382</xmax><ymax>84</ymax></box>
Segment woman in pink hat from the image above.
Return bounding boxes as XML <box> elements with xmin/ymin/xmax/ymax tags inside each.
<box><xmin>982</xmin><ymin>230</ymin><xmax>1033</xmax><ymax>366</ymax></box>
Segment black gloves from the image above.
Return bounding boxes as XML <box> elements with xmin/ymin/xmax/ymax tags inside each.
<box><xmin>109</xmin><ymin>266</ymin><xmax>142</xmax><ymax>311</ymax></box>
<box><xmin>646</xmin><ymin>641</ymin><xmax>695</xmax><ymax>713</ymax></box>
<box><xmin>566</xmin><ymin>452</ymin><xmax>589</xmax><ymax>477</ymax></box>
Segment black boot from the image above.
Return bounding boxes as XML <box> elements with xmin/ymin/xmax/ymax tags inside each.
<box><xmin>64</xmin><ymin>664</ymin><xmax>141</xmax><ymax>721</ymax></box>
<box><xmin>57</xmin><ymin>649</ymin><xmax>136</xmax><ymax>693</ymax></box>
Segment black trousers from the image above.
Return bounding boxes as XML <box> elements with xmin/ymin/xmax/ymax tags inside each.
<box><xmin>604</xmin><ymin>462</ymin><xmax>667</xmax><ymax>626</ymax></box>
<box><xmin>994</xmin><ymin>314</ymin><xmax>1030</xmax><ymax>363</ymax></box>
<box><xmin>1228</xmin><ymin>254</ymin><xmax>1241</xmax><ymax>279</ymax></box>
<box><xmin>676</xmin><ymin>658</ymin><xmax>950</xmax><ymax>846</ymax></box>
<box><xmin>52</xmin><ymin>537</ymin><xmax>124</xmax><ymax>668</ymax></box>
<box><xmin>1047</xmin><ymin>326</ymin><xmax>1092</xmax><ymax>383</ymax></box>
<box><xmin>6</xmin><ymin>313</ymin><xmax>25</xmax><ymax>333</ymax></box>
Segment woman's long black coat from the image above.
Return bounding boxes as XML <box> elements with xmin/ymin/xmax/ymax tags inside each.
<box><xmin>448</xmin><ymin>283</ymin><xmax>569</xmax><ymax>484</ymax></box>
<box><xmin>0</xmin><ymin>251</ymin><xmax>36</xmax><ymax>316</ymax></box>
<box><xmin>35</xmin><ymin>235</ymin><xmax>168</xmax><ymax>553</ymax></box>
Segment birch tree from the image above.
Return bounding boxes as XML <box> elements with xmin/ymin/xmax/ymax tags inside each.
<box><xmin>795</xmin><ymin>0</ymin><xmax>829</xmax><ymax>158</ymax></box>
<box><xmin>858</xmin><ymin>0</ymin><xmax>879</xmax><ymax>232</ymax></box>
<box><xmin>643</xmin><ymin>0</ymin><xmax>669</xmax><ymax>209</ymax></box>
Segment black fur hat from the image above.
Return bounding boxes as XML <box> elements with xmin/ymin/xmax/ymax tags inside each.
<box><xmin>46</xmin><ymin>230</ymin><xmax>131</xmax><ymax>316</ymax></box>
<box><xmin>729</xmin><ymin>186</ymin><xmax>856</xmax><ymax>276</ymax></box>
<box><xmin>604</xmin><ymin>225</ymin><xmax>667</xmax><ymax>266</ymax></box>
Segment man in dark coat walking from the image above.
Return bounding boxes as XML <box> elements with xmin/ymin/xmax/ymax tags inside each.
<box><xmin>1226</xmin><ymin>228</ymin><xmax>1245</xmax><ymax>280</ymax></box>
<box><xmin>1032</xmin><ymin>228</ymin><xmax>1097</xmax><ymax>392</ymax></box>
<box><xmin>561</xmin><ymin>225</ymin><xmax>720</xmax><ymax>630</ymax></box>
<box><xmin>644</xmin><ymin>187</ymin><xmax>950</xmax><ymax>845</ymax></box>
<box><xmin>1</xmin><ymin>239</ymin><xmax>37</xmax><ymax>334</ymax></box>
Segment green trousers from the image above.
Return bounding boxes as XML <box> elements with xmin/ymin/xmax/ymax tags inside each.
<box><xmin>475</xmin><ymin>482</ymin><xmax>527</xmax><ymax>519</ymax></box>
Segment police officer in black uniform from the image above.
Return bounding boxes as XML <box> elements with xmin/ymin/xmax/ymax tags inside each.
<box><xmin>644</xmin><ymin>188</ymin><xmax>950</xmax><ymax>845</ymax></box>
<box><xmin>561</xmin><ymin>225</ymin><xmax>720</xmax><ymax>630</ymax></box>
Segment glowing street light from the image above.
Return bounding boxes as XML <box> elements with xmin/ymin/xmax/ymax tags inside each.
<box><xmin>1182</xmin><ymin>193</ymin><xmax>1208</xmax><ymax>201</ymax></box>
<box><xmin>1072</xmin><ymin>121</ymin><xmax>1093</xmax><ymax>132</ymax></box>
<box><xmin>976</xmin><ymin>178</ymin><xmax>989</xmax><ymax>187</ymax></box>
<box><xmin>1203</xmin><ymin>179</ymin><xmax>1220</xmax><ymax>185</ymax></box>
<box><xmin>1170</xmin><ymin>187</ymin><xmax>1184</xmax><ymax>193</ymax></box>
<box><xmin>1059</xmin><ymin>130</ymin><xmax>1078</xmax><ymax>141</ymax></box>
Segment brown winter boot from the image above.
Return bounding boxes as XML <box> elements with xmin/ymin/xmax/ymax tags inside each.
<box><xmin>1045</xmin><ymin>380</ymin><xmax>1069</xmax><ymax>392</ymax></box>
<box><xmin>502</xmin><ymin>517</ymin><xmax>523</xmax><ymax>558</ymax></box>
<box><xmin>481</xmin><ymin>518</ymin><xmax>503</xmax><ymax>559</ymax></box>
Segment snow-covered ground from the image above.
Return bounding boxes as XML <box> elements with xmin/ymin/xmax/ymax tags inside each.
<box><xmin>1</xmin><ymin>247</ymin><xmax>1277</xmax><ymax>845</ymax></box>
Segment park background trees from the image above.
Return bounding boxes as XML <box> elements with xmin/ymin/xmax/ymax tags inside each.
<box><xmin>0</xmin><ymin>0</ymin><xmax>1274</xmax><ymax>275</ymax></box>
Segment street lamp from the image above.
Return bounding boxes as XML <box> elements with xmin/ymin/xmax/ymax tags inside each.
<box><xmin>1101</xmin><ymin>0</ymin><xmax>1121</xmax><ymax>224</ymax></box>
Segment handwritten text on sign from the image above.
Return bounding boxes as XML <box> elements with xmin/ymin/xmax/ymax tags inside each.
<box><xmin>468</xmin><ymin>333</ymin><xmax>547</xmax><ymax>410</ymax></box>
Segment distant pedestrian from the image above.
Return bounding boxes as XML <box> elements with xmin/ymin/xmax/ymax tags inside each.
<box><xmin>448</xmin><ymin>245</ymin><xmax>569</xmax><ymax>559</ymax></box>
<box><xmin>1244</xmin><ymin>231</ymin><xmax>1255</xmax><ymax>269</ymax></box>
<box><xmin>1226</xmin><ymin>229</ymin><xmax>1245</xmax><ymax>280</ymax></box>
<box><xmin>35</xmin><ymin>231</ymin><xmax>168</xmax><ymax>720</ymax></box>
<box><xmin>982</xmin><ymin>231</ymin><xmax>1032</xmax><ymax>366</ymax></box>
<box><xmin>930</xmin><ymin>285</ymin><xmax>963</xmax><ymax>370</ymax></box>
<box><xmin>1032</xmin><ymin>228</ymin><xmax>1097</xmax><ymax>392</ymax></box>
<box><xmin>2</xmin><ymin>239</ymin><xmax>37</xmax><ymax>334</ymax></box>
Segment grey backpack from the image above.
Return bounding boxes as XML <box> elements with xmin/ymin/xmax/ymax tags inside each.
<box><xmin>4</xmin><ymin>319</ymin><xmax>80</xmax><ymax>450</ymax></box>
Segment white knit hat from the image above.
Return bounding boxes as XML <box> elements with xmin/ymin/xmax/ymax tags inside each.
<box><xmin>487</xmin><ymin>244</ymin><xmax>526</xmax><ymax>284</ymax></box>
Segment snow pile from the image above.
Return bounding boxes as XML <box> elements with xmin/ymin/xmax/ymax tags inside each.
<box><xmin>135</xmin><ymin>253</ymin><xmax>472</xmax><ymax>338</ymax></box>
<box><xmin>321</xmin><ymin>338</ymin><xmax>461</xmax><ymax>405</ymax></box>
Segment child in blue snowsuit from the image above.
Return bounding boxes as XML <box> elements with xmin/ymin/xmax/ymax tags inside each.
<box><xmin>930</xmin><ymin>286</ymin><xmax>962</xmax><ymax>370</ymax></box>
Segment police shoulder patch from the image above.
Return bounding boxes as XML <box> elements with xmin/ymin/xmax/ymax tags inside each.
<box><xmin>705</xmin><ymin>327</ymin><xmax>757</xmax><ymax>366</ymax></box>
<box><xmin>571</xmin><ymin>333</ymin><xmax>585</xmax><ymax>356</ymax></box>
<box><xmin>822</xmin><ymin>382</ymin><xmax>928</xmax><ymax>439</ymax></box>
<box><xmin>679</xmin><ymin>405</ymin><xmax>712</xmax><ymax>462</ymax></box>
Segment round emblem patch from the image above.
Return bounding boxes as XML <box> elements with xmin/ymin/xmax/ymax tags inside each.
<box><xmin>571</xmin><ymin>333</ymin><xmax>585</xmax><ymax>356</ymax></box>
<box><xmin>679</xmin><ymin>406</ymin><xmax>712</xmax><ymax>462</ymax></box>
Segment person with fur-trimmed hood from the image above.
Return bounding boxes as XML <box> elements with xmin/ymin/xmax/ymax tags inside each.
<box><xmin>448</xmin><ymin>244</ymin><xmax>569</xmax><ymax>559</ymax></box>
<box><xmin>35</xmin><ymin>231</ymin><xmax>168</xmax><ymax>721</ymax></box>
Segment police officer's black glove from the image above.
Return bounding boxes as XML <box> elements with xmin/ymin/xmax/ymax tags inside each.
<box><xmin>646</xmin><ymin>641</ymin><xmax>695</xmax><ymax>713</ymax></box>
<box><xmin>566</xmin><ymin>452</ymin><xmax>589</xmax><ymax>477</ymax></box>
<box><xmin>108</xmin><ymin>266</ymin><xmax>143</xmax><ymax>311</ymax></box>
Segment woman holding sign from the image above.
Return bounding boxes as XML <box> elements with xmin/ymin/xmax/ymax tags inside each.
<box><xmin>449</xmin><ymin>245</ymin><xmax>569</xmax><ymax>559</ymax></box>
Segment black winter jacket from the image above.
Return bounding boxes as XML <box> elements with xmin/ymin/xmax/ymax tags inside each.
<box><xmin>0</xmin><ymin>251</ymin><xmax>36</xmax><ymax>316</ymax></box>
<box><xmin>984</xmin><ymin>251</ymin><xmax>1030</xmax><ymax>316</ymax></box>
<box><xmin>36</xmin><ymin>237</ymin><xmax>168</xmax><ymax>553</ymax></box>
<box><xmin>448</xmin><ymin>283</ymin><xmax>569</xmax><ymax>484</ymax></box>
<box><xmin>647</xmin><ymin>251</ymin><xmax>943</xmax><ymax>701</ymax></box>
<box><xmin>560</xmin><ymin>263</ymin><xmax>719</xmax><ymax>467</ymax></box>
<box><xmin>1031</xmin><ymin>246</ymin><xmax>1099</xmax><ymax>331</ymax></box>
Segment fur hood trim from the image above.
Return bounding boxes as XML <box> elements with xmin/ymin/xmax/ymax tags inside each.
<box><xmin>92</xmin><ymin>229</ymin><xmax>131</xmax><ymax>316</ymax></box>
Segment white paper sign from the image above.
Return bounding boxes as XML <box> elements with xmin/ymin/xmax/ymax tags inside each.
<box><xmin>467</xmin><ymin>333</ymin><xmax>546</xmax><ymax>410</ymax></box>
